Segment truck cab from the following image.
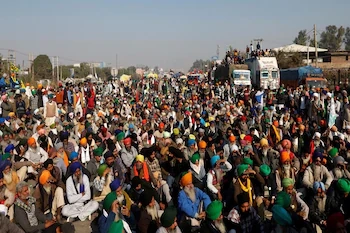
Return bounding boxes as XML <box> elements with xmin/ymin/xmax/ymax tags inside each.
<box><xmin>232</xmin><ymin>70</ymin><xmax>251</xmax><ymax>90</ymax></box>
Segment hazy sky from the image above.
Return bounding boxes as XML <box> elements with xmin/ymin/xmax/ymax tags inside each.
<box><xmin>1</xmin><ymin>0</ymin><xmax>349</xmax><ymax>71</ymax></box>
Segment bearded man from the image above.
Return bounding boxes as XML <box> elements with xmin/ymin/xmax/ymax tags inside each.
<box><xmin>200</xmin><ymin>201</ymin><xmax>228</xmax><ymax>233</ymax></box>
<box><xmin>0</xmin><ymin>159</ymin><xmax>19</xmax><ymax>194</ymax></box>
<box><xmin>331</xmin><ymin>156</ymin><xmax>350</xmax><ymax>180</ymax></box>
<box><xmin>275</xmin><ymin>151</ymin><xmax>296</xmax><ymax>192</ymax></box>
<box><xmin>156</xmin><ymin>206</ymin><xmax>182</xmax><ymax>233</ymax></box>
<box><xmin>310</xmin><ymin>132</ymin><xmax>325</xmax><ymax>155</ymax></box>
<box><xmin>93</xmin><ymin>164</ymin><xmax>112</xmax><ymax>201</ymax></box>
<box><xmin>138</xmin><ymin>192</ymin><xmax>160</xmax><ymax>233</ymax></box>
<box><xmin>120</xmin><ymin>137</ymin><xmax>137</xmax><ymax>168</ymax></box>
<box><xmin>24</xmin><ymin>137</ymin><xmax>48</xmax><ymax>175</ymax></box>
<box><xmin>177</xmin><ymin>172</ymin><xmax>211</xmax><ymax>226</ymax></box>
<box><xmin>303</xmin><ymin>152</ymin><xmax>333</xmax><ymax>191</ymax></box>
<box><xmin>33</xmin><ymin>170</ymin><xmax>65</xmax><ymax>222</ymax></box>
<box><xmin>43</xmin><ymin>93</ymin><xmax>58</xmax><ymax>127</ymax></box>
<box><xmin>61</xmin><ymin>162</ymin><xmax>99</xmax><ymax>221</ymax></box>
<box><xmin>308</xmin><ymin>181</ymin><xmax>329</xmax><ymax>232</ymax></box>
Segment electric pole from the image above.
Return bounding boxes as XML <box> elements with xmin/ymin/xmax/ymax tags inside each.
<box><xmin>314</xmin><ymin>24</ymin><xmax>318</xmax><ymax>68</ymax></box>
<box><xmin>116</xmin><ymin>54</ymin><xmax>118</xmax><ymax>69</ymax></box>
<box><xmin>56</xmin><ymin>56</ymin><xmax>59</xmax><ymax>84</ymax></box>
<box><xmin>216</xmin><ymin>45</ymin><xmax>220</xmax><ymax>58</ymax></box>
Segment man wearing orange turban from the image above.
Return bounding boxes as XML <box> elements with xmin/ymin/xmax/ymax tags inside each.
<box><xmin>25</xmin><ymin>137</ymin><xmax>49</xmax><ymax>175</ymax></box>
<box><xmin>178</xmin><ymin>172</ymin><xmax>211</xmax><ymax>221</ymax></box>
<box><xmin>34</xmin><ymin>169</ymin><xmax>65</xmax><ymax>222</ymax></box>
<box><xmin>276</xmin><ymin>151</ymin><xmax>297</xmax><ymax>192</ymax></box>
<box><xmin>79</xmin><ymin>137</ymin><xmax>90</xmax><ymax>165</ymax></box>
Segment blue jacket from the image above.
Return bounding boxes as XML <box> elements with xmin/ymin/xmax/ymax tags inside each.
<box><xmin>178</xmin><ymin>187</ymin><xmax>211</xmax><ymax>218</ymax></box>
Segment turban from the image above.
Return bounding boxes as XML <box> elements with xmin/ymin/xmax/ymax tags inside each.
<box><xmin>299</xmin><ymin>124</ymin><xmax>305</xmax><ymax>131</ymax></box>
<box><xmin>103</xmin><ymin>191</ymin><xmax>117</xmax><ymax>211</ymax></box>
<box><xmin>28</xmin><ymin>137</ymin><xmax>36</xmax><ymax>146</ymax></box>
<box><xmin>0</xmin><ymin>118</ymin><xmax>5</xmax><ymax>124</ymax></box>
<box><xmin>272</xmin><ymin>205</ymin><xmax>292</xmax><ymax>226</ymax></box>
<box><xmin>275</xmin><ymin>191</ymin><xmax>291</xmax><ymax>208</ymax></box>
<box><xmin>242</xmin><ymin>157</ymin><xmax>253</xmax><ymax>166</ymax></box>
<box><xmin>173</xmin><ymin>128</ymin><xmax>180</xmax><ymax>136</ymax></box>
<box><xmin>97</xmin><ymin>164</ymin><xmax>108</xmax><ymax>177</ymax></box>
<box><xmin>237</xmin><ymin>164</ymin><xmax>249</xmax><ymax>176</ymax></box>
<box><xmin>49</xmin><ymin>124</ymin><xmax>56</xmax><ymax>129</ymax></box>
<box><xmin>163</xmin><ymin>131</ymin><xmax>171</xmax><ymax>139</ymax></box>
<box><xmin>237</xmin><ymin>192</ymin><xmax>250</xmax><ymax>206</ymax></box>
<box><xmin>190</xmin><ymin>152</ymin><xmax>200</xmax><ymax>164</ymax></box>
<box><xmin>313</xmin><ymin>132</ymin><xmax>321</xmax><ymax>139</ymax></box>
<box><xmin>273</xmin><ymin>120</ymin><xmax>279</xmax><ymax>127</ymax></box>
<box><xmin>312</xmin><ymin>151</ymin><xmax>323</xmax><ymax>161</ymax></box>
<box><xmin>129</xmin><ymin>123</ymin><xmax>134</xmax><ymax>129</ymax></box>
<box><xmin>328</xmin><ymin>148</ymin><xmax>338</xmax><ymax>158</ymax></box>
<box><xmin>189</xmin><ymin>134</ymin><xmax>196</xmax><ymax>140</ymax></box>
<box><xmin>206</xmin><ymin>201</ymin><xmax>223</xmax><ymax>221</ymax></box>
<box><xmin>110</xmin><ymin>179</ymin><xmax>121</xmax><ymax>191</ymax></box>
<box><xmin>69</xmin><ymin>161</ymin><xmax>81</xmax><ymax>173</ymax></box>
<box><xmin>93</xmin><ymin>147</ymin><xmax>104</xmax><ymax>157</ymax></box>
<box><xmin>229</xmin><ymin>135</ymin><xmax>236</xmax><ymax>142</ymax></box>
<box><xmin>282</xmin><ymin>139</ymin><xmax>291</xmax><ymax>149</ymax></box>
<box><xmin>244</xmin><ymin>135</ymin><xmax>253</xmax><ymax>143</ymax></box>
<box><xmin>54</xmin><ymin>142</ymin><xmax>63</xmax><ymax>151</ymax></box>
<box><xmin>260</xmin><ymin>138</ymin><xmax>268</xmax><ymax>147</ymax></box>
<box><xmin>124</xmin><ymin>137</ymin><xmax>131</xmax><ymax>146</ymax></box>
<box><xmin>280</xmin><ymin>151</ymin><xmax>290</xmax><ymax>164</ymax></box>
<box><xmin>198</xmin><ymin>141</ymin><xmax>207</xmax><ymax>149</ymax></box>
<box><xmin>176</xmin><ymin>138</ymin><xmax>183</xmax><ymax>145</ymax></box>
<box><xmin>188</xmin><ymin>139</ymin><xmax>196</xmax><ymax>147</ymax></box>
<box><xmin>0</xmin><ymin>160</ymin><xmax>11</xmax><ymax>173</ymax></box>
<box><xmin>80</xmin><ymin>137</ymin><xmax>87</xmax><ymax>146</ymax></box>
<box><xmin>38</xmin><ymin>128</ymin><xmax>45</xmax><ymax>136</ymax></box>
<box><xmin>135</xmin><ymin>154</ymin><xmax>144</xmax><ymax>163</ymax></box>
<box><xmin>210</xmin><ymin>155</ymin><xmax>220</xmax><ymax>167</ymax></box>
<box><xmin>159</xmin><ymin>122</ymin><xmax>165</xmax><ymax>129</ymax></box>
<box><xmin>8</xmin><ymin>112</ymin><xmax>15</xmax><ymax>117</ymax></box>
<box><xmin>39</xmin><ymin>170</ymin><xmax>51</xmax><ymax>185</ymax></box>
<box><xmin>337</xmin><ymin>178</ymin><xmax>350</xmax><ymax>193</ymax></box>
<box><xmin>108</xmin><ymin>220</ymin><xmax>123</xmax><ymax>233</ymax></box>
<box><xmin>260</xmin><ymin>164</ymin><xmax>271</xmax><ymax>177</ymax></box>
<box><xmin>116</xmin><ymin>132</ymin><xmax>125</xmax><ymax>141</ymax></box>
<box><xmin>43</xmin><ymin>159</ymin><xmax>53</xmax><ymax>169</ymax></box>
<box><xmin>313</xmin><ymin>181</ymin><xmax>326</xmax><ymax>193</ymax></box>
<box><xmin>296</xmin><ymin>117</ymin><xmax>302</xmax><ymax>123</ymax></box>
<box><xmin>161</xmin><ymin>206</ymin><xmax>177</xmax><ymax>228</ymax></box>
<box><xmin>140</xmin><ymin>191</ymin><xmax>154</xmax><ymax>207</ymax></box>
<box><xmin>180</xmin><ymin>172</ymin><xmax>192</xmax><ymax>187</ymax></box>
<box><xmin>334</xmin><ymin>156</ymin><xmax>347</xmax><ymax>165</ymax></box>
<box><xmin>241</xmin><ymin>115</ymin><xmax>247</xmax><ymax>121</ymax></box>
<box><xmin>104</xmin><ymin>151</ymin><xmax>113</xmax><ymax>159</ymax></box>
<box><xmin>1</xmin><ymin>153</ymin><xmax>11</xmax><ymax>161</ymax></box>
<box><xmin>4</xmin><ymin>144</ymin><xmax>14</xmax><ymax>153</ymax></box>
<box><xmin>169</xmin><ymin>147</ymin><xmax>184</xmax><ymax>159</ymax></box>
<box><xmin>69</xmin><ymin>151</ymin><xmax>79</xmax><ymax>161</ymax></box>
<box><xmin>282</xmin><ymin>178</ymin><xmax>295</xmax><ymax>188</ymax></box>
<box><xmin>60</xmin><ymin>131</ymin><xmax>69</xmax><ymax>140</ymax></box>
<box><xmin>101</xmin><ymin>127</ymin><xmax>107</xmax><ymax>134</ymax></box>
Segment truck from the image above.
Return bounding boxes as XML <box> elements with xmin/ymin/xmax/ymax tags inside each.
<box><xmin>280</xmin><ymin>66</ymin><xmax>327</xmax><ymax>88</ymax></box>
<box><xmin>245</xmin><ymin>57</ymin><xmax>280</xmax><ymax>90</ymax></box>
<box><xmin>212</xmin><ymin>63</ymin><xmax>248</xmax><ymax>85</ymax></box>
<box><xmin>232</xmin><ymin>69</ymin><xmax>251</xmax><ymax>90</ymax></box>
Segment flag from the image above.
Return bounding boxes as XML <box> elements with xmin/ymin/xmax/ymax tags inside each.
<box><xmin>10</xmin><ymin>63</ymin><xmax>19</xmax><ymax>72</ymax></box>
<box><xmin>328</xmin><ymin>94</ymin><xmax>338</xmax><ymax>128</ymax></box>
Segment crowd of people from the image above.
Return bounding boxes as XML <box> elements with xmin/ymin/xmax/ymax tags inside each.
<box><xmin>0</xmin><ymin>75</ymin><xmax>349</xmax><ymax>233</ymax></box>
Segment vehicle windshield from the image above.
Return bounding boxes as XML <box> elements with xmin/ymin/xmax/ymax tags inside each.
<box><xmin>272</xmin><ymin>71</ymin><xmax>278</xmax><ymax>78</ymax></box>
<box><xmin>307</xmin><ymin>80</ymin><xmax>326</xmax><ymax>88</ymax></box>
<box><xmin>234</xmin><ymin>73</ymin><xmax>250</xmax><ymax>80</ymax></box>
<box><xmin>261</xmin><ymin>71</ymin><xmax>269</xmax><ymax>78</ymax></box>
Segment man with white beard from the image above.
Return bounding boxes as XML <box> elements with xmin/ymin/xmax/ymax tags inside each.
<box><xmin>24</xmin><ymin>137</ymin><xmax>48</xmax><ymax>175</ymax></box>
<box><xmin>308</xmin><ymin>181</ymin><xmax>328</xmax><ymax>231</ymax></box>
<box><xmin>177</xmin><ymin>172</ymin><xmax>211</xmax><ymax>226</ymax></box>
<box><xmin>138</xmin><ymin>192</ymin><xmax>160</xmax><ymax>233</ymax></box>
<box><xmin>303</xmin><ymin>151</ymin><xmax>333</xmax><ymax>191</ymax></box>
<box><xmin>331</xmin><ymin>156</ymin><xmax>350</xmax><ymax>180</ymax></box>
<box><xmin>310</xmin><ymin>132</ymin><xmax>325</xmax><ymax>155</ymax></box>
<box><xmin>200</xmin><ymin>200</ymin><xmax>228</xmax><ymax>233</ymax></box>
<box><xmin>61</xmin><ymin>162</ymin><xmax>99</xmax><ymax>221</ymax></box>
<box><xmin>0</xmin><ymin>159</ymin><xmax>19</xmax><ymax>194</ymax></box>
<box><xmin>33</xmin><ymin>170</ymin><xmax>65</xmax><ymax>222</ymax></box>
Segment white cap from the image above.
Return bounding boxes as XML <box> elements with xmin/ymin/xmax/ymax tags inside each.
<box><xmin>326</xmin><ymin>92</ymin><xmax>332</xmax><ymax>98</ymax></box>
<box><xmin>313</xmin><ymin>93</ymin><xmax>319</xmax><ymax>98</ymax></box>
<box><xmin>232</xmin><ymin>144</ymin><xmax>239</xmax><ymax>152</ymax></box>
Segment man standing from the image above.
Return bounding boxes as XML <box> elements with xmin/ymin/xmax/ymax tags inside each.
<box><xmin>61</xmin><ymin>162</ymin><xmax>99</xmax><ymax>221</ymax></box>
<box><xmin>43</xmin><ymin>94</ymin><xmax>58</xmax><ymax>127</ymax></box>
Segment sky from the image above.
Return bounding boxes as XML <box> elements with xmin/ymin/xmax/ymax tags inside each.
<box><xmin>0</xmin><ymin>0</ymin><xmax>349</xmax><ymax>71</ymax></box>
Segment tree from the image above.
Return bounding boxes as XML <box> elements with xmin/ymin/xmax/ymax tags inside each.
<box><xmin>276</xmin><ymin>51</ymin><xmax>303</xmax><ymax>69</ymax></box>
<box><xmin>189</xmin><ymin>59</ymin><xmax>210</xmax><ymax>72</ymax></box>
<box><xmin>319</xmin><ymin>25</ymin><xmax>345</xmax><ymax>51</ymax></box>
<box><xmin>344</xmin><ymin>27</ymin><xmax>350</xmax><ymax>51</ymax></box>
<box><xmin>293</xmin><ymin>30</ymin><xmax>309</xmax><ymax>46</ymax></box>
<box><xmin>33</xmin><ymin>55</ymin><xmax>52</xmax><ymax>80</ymax></box>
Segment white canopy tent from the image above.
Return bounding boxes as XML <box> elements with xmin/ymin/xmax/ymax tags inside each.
<box><xmin>272</xmin><ymin>43</ymin><xmax>328</xmax><ymax>53</ymax></box>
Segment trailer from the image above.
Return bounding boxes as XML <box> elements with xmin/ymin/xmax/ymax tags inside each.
<box><xmin>280</xmin><ymin>66</ymin><xmax>327</xmax><ymax>88</ymax></box>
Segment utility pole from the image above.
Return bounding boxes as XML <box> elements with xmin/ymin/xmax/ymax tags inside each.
<box><xmin>29</xmin><ymin>53</ymin><xmax>34</xmax><ymax>83</ymax></box>
<box><xmin>216</xmin><ymin>45</ymin><xmax>220</xmax><ymax>58</ymax></box>
<box><xmin>52</xmin><ymin>57</ymin><xmax>55</xmax><ymax>79</ymax></box>
<box><xmin>116</xmin><ymin>54</ymin><xmax>118</xmax><ymax>69</ymax></box>
<box><xmin>56</xmin><ymin>56</ymin><xmax>59</xmax><ymax>84</ymax></box>
<box><xmin>314</xmin><ymin>24</ymin><xmax>318</xmax><ymax>68</ymax></box>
